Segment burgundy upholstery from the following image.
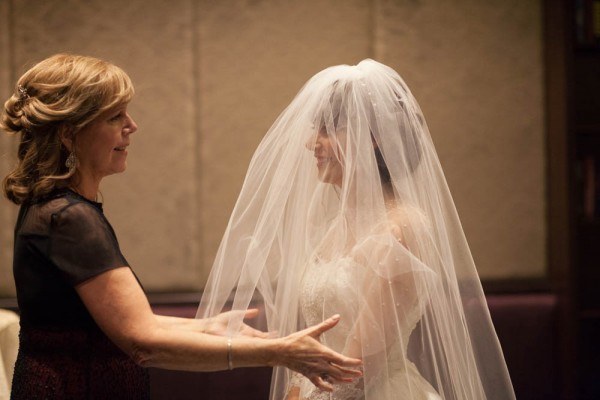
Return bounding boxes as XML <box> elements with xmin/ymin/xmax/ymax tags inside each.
<box><xmin>487</xmin><ymin>294</ymin><xmax>559</xmax><ymax>400</ymax></box>
<box><xmin>149</xmin><ymin>304</ymin><xmax>272</xmax><ymax>400</ymax></box>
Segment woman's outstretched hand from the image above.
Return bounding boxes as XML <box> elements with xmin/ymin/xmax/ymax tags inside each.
<box><xmin>203</xmin><ymin>309</ymin><xmax>270</xmax><ymax>338</ymax></box>
<box><xmin>276</xmin><ymin>314</ymin><xmax>363</xmax><ymax>392</ymax></box>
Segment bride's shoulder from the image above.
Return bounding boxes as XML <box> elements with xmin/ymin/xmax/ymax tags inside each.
<box><xmin>384</xmin><ymin>204</ymin><xmax>431</xmax><ymax>241</ymax></box>
<box><xmin>386</xmin><ymin>204</ymin><xmax>429</xmax><ymax>224</ymax></box>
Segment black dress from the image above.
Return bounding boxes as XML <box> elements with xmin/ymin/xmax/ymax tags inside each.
<box><xmin>10</xmin><ymin>188</ymin><xmax>149</xmax><ymax>399</ymax></box>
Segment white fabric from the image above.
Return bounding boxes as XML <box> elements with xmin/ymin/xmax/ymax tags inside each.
<box><xmin>198</xmin><ymin>59</ymin><xmax>515</xmax><ymax>399</ymax></box>
<box><xmin>0</xmin><ymin>309</ymin><xmax>19</xmax><ymax>400</ymax></box>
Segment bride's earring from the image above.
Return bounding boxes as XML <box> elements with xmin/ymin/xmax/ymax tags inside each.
<box><xmin>65</xmin><ymin>152</ymin><xmax>78</xmax><ymax>171</ymax></box>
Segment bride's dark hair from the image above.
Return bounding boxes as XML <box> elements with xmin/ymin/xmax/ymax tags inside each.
<box><xmin>314</xmin><ymin>80</ymin><xmax>423</xmax><ymax>186</ymax></box>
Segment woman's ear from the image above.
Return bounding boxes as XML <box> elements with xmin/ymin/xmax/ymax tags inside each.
<box><xmin>58</xmin><ymin>125</ymin><xmax>75</xmax><ymax>151</ymax></box>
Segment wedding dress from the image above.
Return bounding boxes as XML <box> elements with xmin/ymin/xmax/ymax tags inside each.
<box><xmin>294</xmin><ymin>250</ymin><xmax>441</xmax><ymax>399</ymax></box>
<box><xmin>198</xmin><ymin>59</ymin><xmax>515</xmax><ymax>400</ymax></box>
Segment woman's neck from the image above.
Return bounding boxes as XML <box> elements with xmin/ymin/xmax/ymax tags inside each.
<box><xmin>69</xmin><ymin>176</ymin><xmax>100</xmax><ymax>202</ymax></box>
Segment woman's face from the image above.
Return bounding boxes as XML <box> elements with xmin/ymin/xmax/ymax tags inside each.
<box><xmin>74</xmin><ymin>104</ymin><xmax>137</xmax><ymax>183</ymax></box>
<box><xmin>306</xmin><ymin>125</ymin><xmax>343</xmax><ymax>187</ymax></box>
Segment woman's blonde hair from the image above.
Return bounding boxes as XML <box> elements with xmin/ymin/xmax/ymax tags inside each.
<box><xmin>1</xmin><ymin>53</ymin><xmax>134</xmax><ymax>204</ymax></box>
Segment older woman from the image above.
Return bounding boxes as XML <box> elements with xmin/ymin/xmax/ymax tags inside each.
<box><xmin>1</xmin><ymin>54</ymin><xmax>362</xmax><ymax>399</ymax></box>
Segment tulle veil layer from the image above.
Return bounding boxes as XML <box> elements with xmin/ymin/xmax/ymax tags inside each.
<box><xmin>198</xmin><ymin>59</ymin><xmax>515</xmax><ymax>400</ymax></box>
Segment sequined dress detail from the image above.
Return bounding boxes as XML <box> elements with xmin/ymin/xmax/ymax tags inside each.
<box><xmin>10</xmin><ymin>189</ymin><xmax>149</xmax><ymax>399</ymax></box>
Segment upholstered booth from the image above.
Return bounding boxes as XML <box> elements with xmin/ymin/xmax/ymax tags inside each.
<box><xmin>487</xmin><ymin>293</ymin><xmax>559</xmax><ymax>400</ymax></box>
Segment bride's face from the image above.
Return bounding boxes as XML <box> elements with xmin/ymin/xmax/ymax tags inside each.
<box><xmin>306</xmin><ymin>125</ymin><xmax>344</xmax><ymax>187</ymax></box>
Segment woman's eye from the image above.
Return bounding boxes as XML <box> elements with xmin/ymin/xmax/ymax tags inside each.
<box><xmin>109</xmin><ymin>113</ymin><xmax>123</xmax><ymax>121</ymax></box>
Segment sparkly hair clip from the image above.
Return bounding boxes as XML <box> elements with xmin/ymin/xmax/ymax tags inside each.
<box><xmin>17</xmin><ymin>85</ymin><xmax>30</xmax><ymax>102</ymax></box>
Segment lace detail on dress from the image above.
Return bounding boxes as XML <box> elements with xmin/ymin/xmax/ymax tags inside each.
<box><xmin>294</xmin><ymin>377</ymin><xmax>365</xmax><ymax>400</ymax></box>
<box><xmin>295</xmin><ymin>254</ymin><xmax>440</xmax><ymax>399</ymax></box>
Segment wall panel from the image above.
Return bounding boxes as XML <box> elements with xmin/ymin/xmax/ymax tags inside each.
<box><xmin>0</xmin><ymin>0</ymin><xmax>547</xmax><ymax>297</ymax></box>
<box><xmin>2</xmin><ymin>0</ymin><xmax>202</xmax><ymax>292</ymax></box>
<box><xmin>0</xmin><ymin>0</ymin><xmax>17</xmax><ymax>296</ymax></box>
<box><xmin>196</xmin><ymin>0</ymin><xmax>373</xmax><ymax>279</ymax></box>
<box><xmin>376</xmin><ymin>0</ymin><xmax>546</xmax><ymax>279</ymax></box>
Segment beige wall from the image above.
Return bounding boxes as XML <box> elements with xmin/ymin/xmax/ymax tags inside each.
<box><xmin>0</xmin><ymin>0</ymin><xmax>545</xmax><ymax>296</ymax></box>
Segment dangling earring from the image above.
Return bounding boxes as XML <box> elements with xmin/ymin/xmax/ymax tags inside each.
<box><xmin>65</xmin><ymin>152</ymin><xmax>78</xmax><ymax>171</ymax></box>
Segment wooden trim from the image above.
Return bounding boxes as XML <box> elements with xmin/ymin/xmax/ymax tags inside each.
<box><xmin>481</xmin><ymin>278</ymin><xmax>553</xmax><ymax>294</ymax></box>
<box><xmin>147</xmin><ymin>291</ymin><xmax>202</xmax><ymax>306</ymax></box>
<box><xmin>544</xmin><ymin>0</ymin><xmax>577</xmax><ymax>398</ymax></box>
<box><xmin>0</xmin><ymin>297</ymin><xmax>18</xmax><ymax>311</ymax></box>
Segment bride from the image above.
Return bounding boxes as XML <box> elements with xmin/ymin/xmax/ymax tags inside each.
<box><xmin>198</xmin><ymin>59</ymin><xmax>515</xmax><ymax>399</ymax></box>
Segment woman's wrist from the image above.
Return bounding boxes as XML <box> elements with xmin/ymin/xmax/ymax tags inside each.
<box><xmin>261</xmin><ymin>337</ymin><xmax>284</xmax><ymax>367</ymax></box>
<box><xmin>221</xmin><ymin>335</ymin><xmax>281</xmax><ymax>369</ymax></box>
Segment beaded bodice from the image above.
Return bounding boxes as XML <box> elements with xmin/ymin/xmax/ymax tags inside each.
<box><xmin>296</xmin><ymin>255</ymin><xmax>429</xmax><ymax>399</ymax></box>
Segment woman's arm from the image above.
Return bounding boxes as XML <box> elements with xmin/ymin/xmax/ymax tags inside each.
<box><xmin>155</xmin><ymin>309</ymin><xmax>269</xmax><ymax>338</ymax></box>
<box><xmin>76</xmin><ymin>267</ymin><xmax>361</xmax><ymax>391</ymax></box>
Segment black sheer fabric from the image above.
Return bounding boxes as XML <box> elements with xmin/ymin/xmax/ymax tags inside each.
<box><xmin>11</xmin><ymin>188</ymin><xmax>149</xmax><ymax>399</ymax></box>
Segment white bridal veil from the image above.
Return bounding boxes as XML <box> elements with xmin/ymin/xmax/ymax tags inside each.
<box><xmin>198</xmin><ymin>59</ymin><xmax>515</xmax><ymax>399</ymax></box>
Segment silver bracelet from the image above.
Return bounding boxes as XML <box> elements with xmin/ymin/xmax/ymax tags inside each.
<box><xmin>227</xmin><ymin>337</ymin><xmax>233</xmax><ymax>370</ymax></box>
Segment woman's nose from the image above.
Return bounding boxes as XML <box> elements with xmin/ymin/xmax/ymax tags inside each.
<box><xmin>124</xmin><ymin>113</ymin><xmax>138</xmax><ymax>135</ymax></box>
<box><xmin>305</xmin><ymin>132</ymin><xmax>317</xmax><ymax>151</ymax></box>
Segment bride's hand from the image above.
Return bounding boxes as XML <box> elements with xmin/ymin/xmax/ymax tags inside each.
<box><xmin>203</xmin><ymin>309</ymin><xmax>270</xmax><ymax>338</ymax></box>
<box><xmin>276</xmin><ymin>315</ymin><xmax>363</xmax><ymax>392</ymax></box>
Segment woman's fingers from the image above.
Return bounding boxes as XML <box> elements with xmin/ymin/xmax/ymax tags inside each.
<box><xmin>283</xmin><ymin>316</ymin><xmax>363</xmax><ymax>392</ymax></box>
<box><xmin>303</xmin><ymin>314</ymin><xmax>341</xmax><ymax>338</ymax></box>
<box><xmin>292</xmin><ymin>315</ymin><xmax>362</xmax><ymax>367</ymax></box>
<box><xmin>243</xmin><ymin>308</ymin><xmax>260</xmax><ymax>319</ymax></box>
<box><xmin>311</xmin><ymin>374</ymin><xmax>334</xmax><ymax>392</ymax></box>
<box><xmin>241</xmin><ymin>324</ymin><xmax>270</xmax><ymax>338</ymax></box>
<box><xmin>206</xmin><ymin>308</ymin><xmax>268</xmax><ymax>337</ymax></box>
<box><xmin>309</xmin><ymin>336</ymin><xmax>362</xmax><ymax>368</ymax></box>
<box><xmin>314</xmin><ymin>360</ymin><xmax>362</xmax><ymax>383</ymax></box>
<box><xmin>308</xmin><ymin>361</ymin><xmax>362</xmax><ymax>392</ymax></box>
<box><xmin>323</xmin><ymin>349</ymin><xmax>363</xmax><ymax>368</ymax></box>
<box><xmin>240</xmin><ymin>308</ymin><xmax>269</xmax><ymax>337</ymax></box>
<box><xmin>325</xmin><ymin>363</ymin><xmax>363</xmax><ymax>381</ymax></box>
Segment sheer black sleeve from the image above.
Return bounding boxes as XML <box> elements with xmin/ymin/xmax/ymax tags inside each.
<box><xmin>48</xmin><ymin>202</ymin><xmax>129</xmax><ymax>286</ymax></box>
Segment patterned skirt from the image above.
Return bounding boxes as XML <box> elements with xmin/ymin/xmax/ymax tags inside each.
<box><xmin>11</xmin><ymin>325</ymin><xmax>149</xmax><ymax>400</ymax></box>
